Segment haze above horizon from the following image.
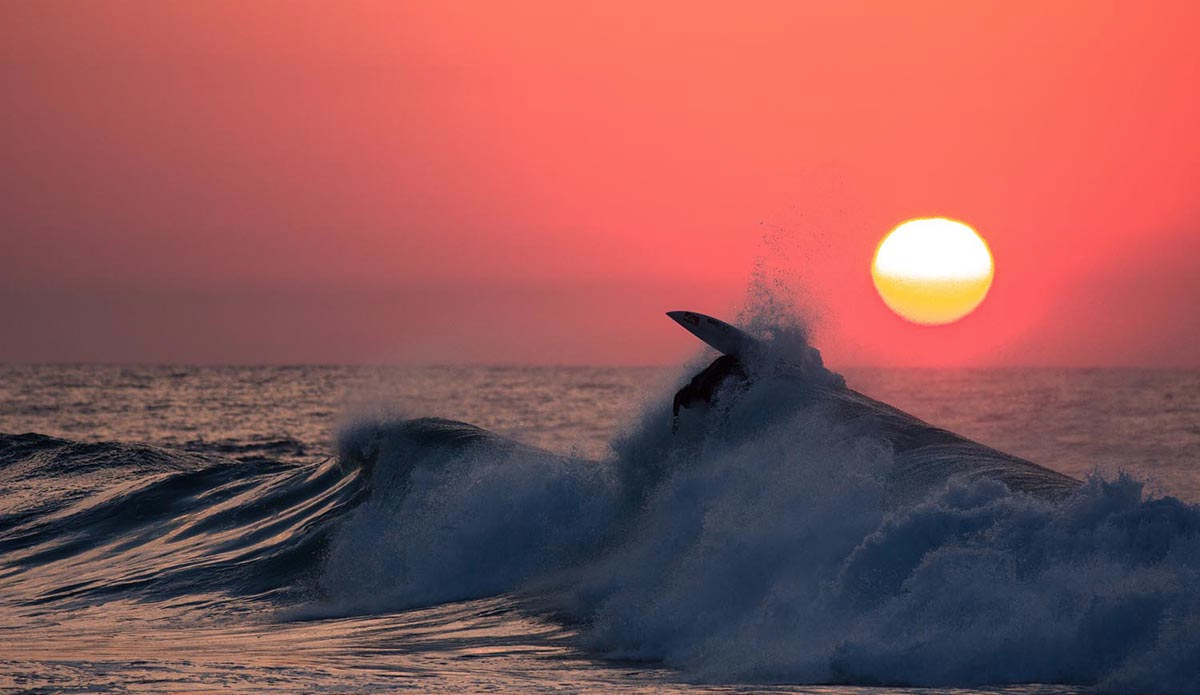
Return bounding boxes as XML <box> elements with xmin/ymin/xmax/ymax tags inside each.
<box><xmin>3</xmin><ymin>2</ymin><xmax>1198</xmax><ymax>367</ymax></box>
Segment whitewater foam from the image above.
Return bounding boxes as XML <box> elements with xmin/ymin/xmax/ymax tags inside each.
<box><xmin>308</xmin><ymin>338</ymin><xmax>1200</xmax><ymax>692</ymax></box>
<box><xmin>2</xmin><ymin>342</ymin><xmax>1196</xmax><ymax>692</ymax></box>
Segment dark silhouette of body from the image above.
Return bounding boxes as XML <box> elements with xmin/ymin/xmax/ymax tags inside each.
<box><xmin>672</xmin><ymin>354</ymin><xmax>748</xmax><ymax>433</ymax></box>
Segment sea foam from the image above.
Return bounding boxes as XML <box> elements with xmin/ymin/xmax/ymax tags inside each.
<box><xmin>316</xmin><ymin>333</ymin><xmax>1200</xmax><ymax>692</ymax></box>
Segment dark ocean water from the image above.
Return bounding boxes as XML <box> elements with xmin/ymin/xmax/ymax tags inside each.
<box><xmin>1</xmin><ymin>359</ymin><xmax>1198</xmax><ymax>693</ymax></box>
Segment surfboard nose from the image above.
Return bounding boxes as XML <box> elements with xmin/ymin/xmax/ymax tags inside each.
<box><xmin>666</xmin><ymin>311</ymin><xmax>700</xmax><ymax>328</ymax></box>
<box><xmin>665</xmin><ymin>311</ymin><xmax>748</xmax><ymax>356</ymax></box>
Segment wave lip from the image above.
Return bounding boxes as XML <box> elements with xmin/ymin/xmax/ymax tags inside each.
<box><xmin>314</xmin><ymin>417</ymin><xmax>618</xmax><ymax>616</ymax></box>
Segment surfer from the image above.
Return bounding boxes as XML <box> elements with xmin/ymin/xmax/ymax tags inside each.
<box><xmin>672</xmin><ymin>354</ymin><xmax>748</xmax><ymax>433</ymax></box>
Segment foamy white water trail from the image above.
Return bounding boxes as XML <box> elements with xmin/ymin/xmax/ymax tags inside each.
<box><xmin>1</xmin><ymin>333</ymin><xmax>1198</xmax><ymax>693</ymax></box>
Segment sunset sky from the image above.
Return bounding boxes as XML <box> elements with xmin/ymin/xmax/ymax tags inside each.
<box><xmin>3</xmin><ymin>2</ymin><xmax>1198</xmax><ymax>366</ymax></box>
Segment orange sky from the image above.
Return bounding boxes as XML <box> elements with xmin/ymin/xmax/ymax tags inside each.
<box><xmin>2</xmin><ymin>1</ymin><xmax>1198</xmax><ymax>366</ymax></box>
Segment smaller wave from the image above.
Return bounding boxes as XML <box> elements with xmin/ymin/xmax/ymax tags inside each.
<box><xmin>0</xmin><ymin>432</ymin><xmax>365</xmax><ymax>608</ymax></box>
<box><xmin>178</xmin><ymin>436</ymin><xmax>312</xmax><ymax>461</ymax></box>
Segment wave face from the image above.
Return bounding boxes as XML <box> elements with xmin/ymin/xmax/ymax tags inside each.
<box><xmin>2</xmin><ymin>344</ymin><xmax>1198</xmax><ymax>693</ymax></box>
<box><xmin>0</xmin><ymin>433</ymin><xmax>365</xmax><ymax>609</ymax></box>
<box><xmin>313</xmin><ymin>345</ymin><xmax>1200</xmax><ymax>693</ymax></box>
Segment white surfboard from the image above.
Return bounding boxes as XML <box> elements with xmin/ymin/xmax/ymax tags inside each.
<box><xmin>666</xmin><ymin>311</ymin><xmax>756</xmax><ymax>357</ymax></box>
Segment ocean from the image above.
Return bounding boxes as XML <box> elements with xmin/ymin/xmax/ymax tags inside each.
<box><xmin>1</xmin><ymin>357</ymin><xmax>1198</xmax><ymax>693</ymax></box>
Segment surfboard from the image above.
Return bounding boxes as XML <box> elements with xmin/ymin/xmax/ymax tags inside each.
<box><xmin>666</xmin><ymin>311</ymin><xmax>756</xmax><ymax>357</ymax></box>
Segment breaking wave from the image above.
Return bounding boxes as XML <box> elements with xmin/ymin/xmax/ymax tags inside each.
<box><xmin>2</xmin><ymin>331</ymin><xmax>1197</xmax><ymax>693</ymax></box>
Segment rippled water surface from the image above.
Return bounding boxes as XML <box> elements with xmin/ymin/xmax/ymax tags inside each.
<box><xmin>3</xmin><ymin>365</ymin><xmax>1196</xmax><ymax>498</ymax></box>
<box><xmin>1</xmin><ymin>363</ymin><xmax>1197</xmax><ymax>693</ymax></box>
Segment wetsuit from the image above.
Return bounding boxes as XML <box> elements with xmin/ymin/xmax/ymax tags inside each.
<box><xmin>672</xmin><ymin>354</ymin><xmax>748</xmax><ymax>432</ymax></box>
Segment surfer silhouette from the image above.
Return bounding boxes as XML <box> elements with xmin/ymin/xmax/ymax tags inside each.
<box><xmin>672</xmin><ymin>354</ymin><xmax>748</xmax><ymax>433</ymax></box>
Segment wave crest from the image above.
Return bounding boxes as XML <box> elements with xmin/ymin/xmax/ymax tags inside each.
<box><xmin>314</xmin><ymin>349</ymin><xmax>1199</xmax><ymax>692</ymax></box>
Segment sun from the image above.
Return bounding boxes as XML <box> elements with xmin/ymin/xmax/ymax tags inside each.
<box><xmin>871</xmin><ymin>218</ymin><xmax>994</xmax><ymax>325</ymax></box>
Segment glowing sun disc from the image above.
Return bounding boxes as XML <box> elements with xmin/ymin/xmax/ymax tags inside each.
<box><xmin>871</xmin><ymin>218</ymin><xmax>994</xmax><ymax>325</ymax></box>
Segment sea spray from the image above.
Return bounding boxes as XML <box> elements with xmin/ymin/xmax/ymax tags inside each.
<box><xmin>312</xmin><ymin>335</ymin><xmax>1200</xmax><ymax>691</ymax></box>
<box><xmin>4</xmin><ymin>362</ymin><xmax>1197</xmax><ymax>693</ymax></box>
<box><xmin>317</xmin><ymin>418</ymin><xmax>618</xmax><ymax>614</ymax></box>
